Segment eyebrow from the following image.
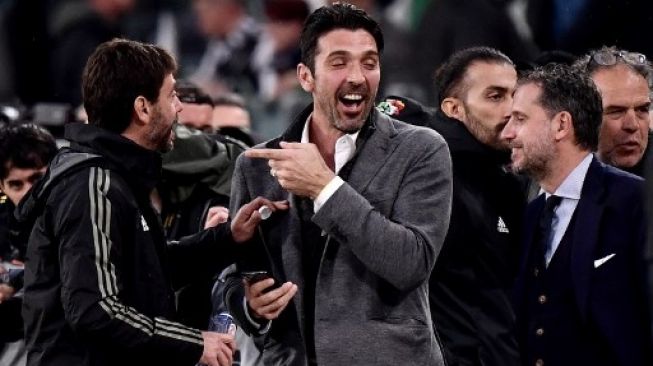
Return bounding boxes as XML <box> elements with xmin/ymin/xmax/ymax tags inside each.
<box><xmin>326</xmin><ymin>50</ymin><xmax>379</xmax><ymax>59</ymax></box>
<box><xmin>604</xmin><ymin>100</ymin><xmax>652</xmax><ymax>112</ymax></box>
<box><xmin>485</xmin><ymin>86</ymin><xmax>510</xmax><ymax>94</ymax></box>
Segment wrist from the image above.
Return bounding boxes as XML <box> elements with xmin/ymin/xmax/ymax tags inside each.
<box><xmin>312</xmin><ymin>171</ymin><xmax>336</xmax><ymax>199</ymax></box>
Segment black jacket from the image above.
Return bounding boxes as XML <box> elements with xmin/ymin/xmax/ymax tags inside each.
<box><xmin>429</xmin><ymin>110</ymin><xmax>527</xmax><ymax>366</ymax></box>
<box><xmin>0</xmin><ymin>197</ymin><xmax>27</xmax><ymax>343</ymax></box>
<box><xmin>381</xmin><ymin>96</ymin><xmax>527</xmax><ymax>366</ymax></box>
<box><xmin>17</xmin><ymin>123</ymin><xmax>238</xmax><ymax>366</ymax></box>
<box><xmin>0</xmin><ymin>197</ymin><xmax>28</xmax><ymax>263</ymax></box>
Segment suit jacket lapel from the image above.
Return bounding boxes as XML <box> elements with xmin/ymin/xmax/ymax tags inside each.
<box><xmin>317</xmin><ymin>112</ymin><xmax>397</xmax><ymax>270</ymax></box>
<box><xmin>346</xmin><ymin>111</ymin><xmax>398</xmax><ymax>193</ymax></box>
<box><xmin>279</xmin><ymin>193</ymin><xmax>308</xmax><ymax>340</ymax></box>
<box><xmin>570</xmin><ymin>157</ymin><xmax>605</xmax><ymax>322</ymax></box>
<box><xmin>260</xmin><ymin>114</ymin><xmax>309</xmax><ymax>339</ymax></box>
<box><xmin>271</xmin><ymin>109</ymin><xmax>399</xmax><ymax>340</ymax></box>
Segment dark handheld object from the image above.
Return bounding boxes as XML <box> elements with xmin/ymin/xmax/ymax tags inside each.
<box><xmin>241</xmin><ymin>270</ymin><xmax>271</xmax><ymax>284</ymax></box>
<box><xmin>241</xmin><ymin>270</ymin><xmax>280</xmax><ymax>293</ymax></box>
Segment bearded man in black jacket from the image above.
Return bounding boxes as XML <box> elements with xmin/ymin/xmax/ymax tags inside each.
<box><xmin>17</xmin><ymin>39</ymin><xmax>287</xmax><ymax>366</ymax></box>
<box><xmin>380</xmin><ymin>47</ymin><xmax>527</xmax><ymax>366</ymax></box>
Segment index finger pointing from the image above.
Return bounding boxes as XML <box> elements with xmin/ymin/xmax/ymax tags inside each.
<box><xmin>244</xmin><ymin>148</ymin><xmax>287</xmax><ymax>160</ymax></box>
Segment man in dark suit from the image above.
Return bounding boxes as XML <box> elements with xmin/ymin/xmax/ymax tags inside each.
<box><xmin>501</xmin><ymin>63</ymin><xmax>653</xmax><ymax>365</ymax></box>
<box><xmin>225</xmin><ymin>3</ymin><xmax>453</xmax><ymax>365</ymax></box>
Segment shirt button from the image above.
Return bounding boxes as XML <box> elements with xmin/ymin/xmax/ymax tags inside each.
<box><xmin>535</xmin><ymin>359</ymin><xmax>544</xmax><ymax>366</ymax></box>
<box><xmin>538</xmin><ymin>295</ymin><xmax>547</xmax><ymax>304</ymax></box>
<box><xmin>536</xmin><ymin>328</ymin><xmax>544</xmax><ymax>336</ymax></box>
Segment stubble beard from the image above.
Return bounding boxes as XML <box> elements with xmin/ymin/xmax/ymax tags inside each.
<box><xmin>149</xmin><ymin>107</ymin><xmax>176</xmax><ymax>153</ymax></box>
<box><xmin>514</xmin><ymin>134</ymin><xmax>556</xmax><ymax>182</ymax></box>
<box><xmin>317</xmin><ymin>84</ymin><xmax>375</xmax><ymax>135</ymax></box>
<box><xmin>332</xmin><ymin>102</ymin><xmax>372</xmax><ymax>134</ymax></box>
<box><xmin>464</xmin><ymin>107</ymin><xmax>510</xmax><ymax>151</ymax></box>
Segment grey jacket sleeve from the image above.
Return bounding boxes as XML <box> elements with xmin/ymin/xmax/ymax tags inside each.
<box><xmin>312</xmin><ymin>129</ymin><xmax>452</xmax><ymax>292</ymax></box>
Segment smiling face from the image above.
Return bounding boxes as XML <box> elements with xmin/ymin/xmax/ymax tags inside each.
<box><xmin>501</xmin><ymin>83</ymin><xmax>557</xmax><ymax>181</ymax></box>
<box><xmin>298</xmin><ymin>28</ymin><xmax>380</xmax><ymax>134</ymax></box>
<box><xmin>592</xmin><ymin>64</ymin><xmax>651</xmax><ymax>169</ymax></box>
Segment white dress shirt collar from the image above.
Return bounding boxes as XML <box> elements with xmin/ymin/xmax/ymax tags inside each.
<box><xmin>539</xmin><ymin>153</ymin><xmax>593</xmax><ymax>265</ymax></box>
<box><xmin>541</xmin><ymin>153</ymin><xmax>593</xmax><ymax>199</ymax></box>
<box><xmin>301</xmin><ymin>114</ymin><xmax>360</xmax><ymax>174</ymax></box>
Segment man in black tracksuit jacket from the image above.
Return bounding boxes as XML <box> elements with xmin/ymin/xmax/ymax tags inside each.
<box><xmin>15</xmin><ymin>39</ymin><xmax>285</xmax><ymax>366</ymax></box>
<box><xmin>379</xmin><ymin>47</ymin><xmax>528</xmax><ymax>366</ymax></box>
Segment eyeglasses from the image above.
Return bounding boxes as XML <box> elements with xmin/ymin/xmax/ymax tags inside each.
<box><xmin>591</xmin><ymin>50</ymin><xmax>647</xmax><ymax>66</ymax></box>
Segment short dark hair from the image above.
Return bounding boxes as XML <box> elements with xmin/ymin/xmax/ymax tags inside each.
<box><xmin>82</xmin><ymin>39</ymin><xmax>177</xmax><ymax>134</ymax></box>
<box><xmin>0</xmin><ymin>123</ymin><xmax>57</xmax><ymax>180</ymax></box>
<box><xmin>434</xmin><ymin>47</ymin><xmax>513</xmax><ymax>106</ymax></box>
<box><xmin>300</xmin><ymin>2</ymin><xmax>383</xmax><ymax>73</ymax></box>
<box><xmin>518</xmin><ymin>63</ymin><xmax>602</xmax><ymax>151</ymax></box>
<box><xmin>176</xmin><ymin>80</ymin><xmax>214</xmax><ymax>107</ymax></box>
<box><xmin>574</xmin><ymin>45</ymin><xmax>652</xmax><ymax>84</ymax></box>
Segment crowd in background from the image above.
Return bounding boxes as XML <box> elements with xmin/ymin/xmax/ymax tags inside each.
<box><xmin>1</xmin><ymin>0</ymin><xmax>653</xmax><ymax>139</ymax></box>
<box><xmin>1</xmin><ymin>1</ymin><xmax>653</xmax><ymax>366</ymax></box>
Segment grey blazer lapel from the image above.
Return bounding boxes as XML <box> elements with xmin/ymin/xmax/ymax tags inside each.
<box><xmin>277</xmin><ymin>193</ymin><xmax>308</xmax><ymax>341</ymax></box>
<box><xmin>346</xmin><ymin>112</ymin><xmax>399</xmax><ymax>193</ymax></box>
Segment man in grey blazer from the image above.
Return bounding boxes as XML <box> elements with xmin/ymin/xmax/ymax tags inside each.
<box><xmin>224</xmin><ymin>3</ymin><xmax>453</xmax><ymax>366</ymax></box>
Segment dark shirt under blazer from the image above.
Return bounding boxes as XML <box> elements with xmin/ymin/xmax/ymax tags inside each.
<box><xmin>227</xmin><ymin>107</ymin><xmax>453</xmax><ymax>366</ymax></box>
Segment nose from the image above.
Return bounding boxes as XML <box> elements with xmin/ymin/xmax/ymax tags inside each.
<box><xmin>501</xmin><ymin>95</ymin><xmax>514</xmax><ymax>120</ymax></box>
<box><xmin>621</xmin><ymin>108</ymin><xmax>641</xmax><ymax>132</ymax></box>
<box><xmin>501</xmin><ymin>118</ymin><xmax>516</xmax><ymax>141</ymax></box>
<box><xmin>174</xmin><ymin>96</ymin><xmax>183</xmax><ymax>113</ymax></box>
<box><xmin>347</xmin><ymin>63</ymin><xmax>365</xmax><ymax>85</ymax></box>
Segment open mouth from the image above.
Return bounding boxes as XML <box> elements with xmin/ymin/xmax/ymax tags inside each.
<box><xmin>338</xmin><ymin>93</ymin><xmax>366</xmax><ymax>115</ymax></box>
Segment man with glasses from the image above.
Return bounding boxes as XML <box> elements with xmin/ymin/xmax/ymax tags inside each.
<box><xmin>575</xmin><ymin>46</ymin><xmax>652</xmax><ymax>177</ymax></box>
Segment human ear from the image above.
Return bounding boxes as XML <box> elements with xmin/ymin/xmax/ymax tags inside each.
<box><xmin>554</xmin><ymin>111</ymin><xmax>573</xmax><ymax>141</ymax></box>
<box><xmin>133</xmin><ymin>96</ymin><xmax>150</xmax><ymax>125</ymax></box>
<box><xmin>441</xmin><ymin>97</ymin><xmax>464</xmax><ymax>120</ymax></box>
<box><xmin>297</xmin><ymin>63</ymin><xmax>314</xmax><ymax>93</ymax></box>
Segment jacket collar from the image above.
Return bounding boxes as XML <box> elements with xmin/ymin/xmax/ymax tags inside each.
<box><xmin>65</xmin><ymin>123</ymin><xmax>162</xmax><ymax>193</ymax></box>
<box><xmin>270</xmin><ymin>103</ymin><xmax>383</xmax><ymax>147</ymax></box>
<box><xmin>433</xmin><ymin>109</ymin><xmax>510</xmax><ymax>164</ymax></box>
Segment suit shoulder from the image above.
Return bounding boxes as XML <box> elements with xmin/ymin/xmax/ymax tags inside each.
<box><xmin>602</xmin><ymin>162</ymin><xmax>644</xmax><ymax>189</ymax></box>
<box><xmin>596</xmin><ymin>163</ymin><xmax>645</xmax><ymax>206</ymax></box>
<box><xmin>387</xmin><ymin>115</ymin><xmax>447</xmax><ymax>148</ymax></box>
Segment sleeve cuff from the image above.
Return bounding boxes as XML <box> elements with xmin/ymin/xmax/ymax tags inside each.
<box><xmin>243</xmin><ymin>296</ymin><xmax>271</xmax><ymax>334</ymax></box>
<box><xmin>313</xmin><ymin>176</ymin><xmax>344</xmax><ymax>213</ymax></box>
